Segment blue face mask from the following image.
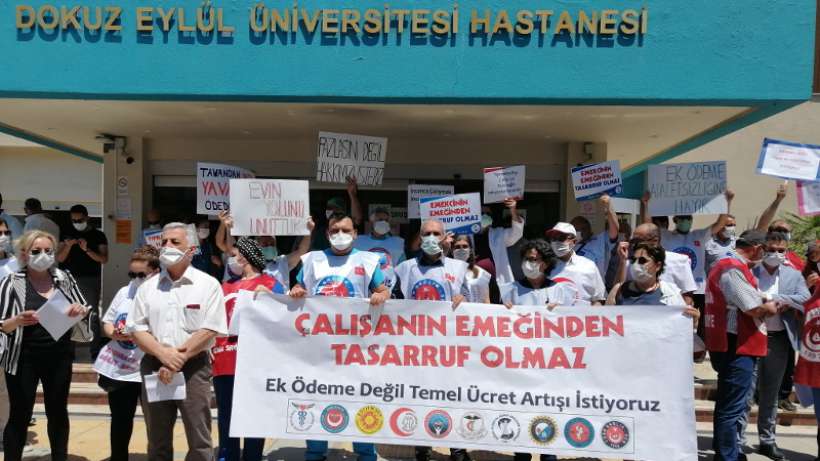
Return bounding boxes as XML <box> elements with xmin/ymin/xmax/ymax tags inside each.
<box><xmin>261</xmin><ymin>246</ymin><xmax>278</xmax><ymax>261</ymax></box>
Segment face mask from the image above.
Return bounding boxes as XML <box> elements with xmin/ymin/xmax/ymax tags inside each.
<box><xmin>629</xmin><ymin>261</ymin><xmax>654</xmax><ymax>284</ymax></box>
<box><xmin>0</xmin><ymin>235</ymin><xmax>9</xmax><ymax>250</ymax></box>
<box><xmin>763</xmin><ymin>252</ymin><xmax>785</xmax><ymax>267</ymax></box>
<box><xmin>325</xmin><ymin>209</ymin><xmax>335</xmax><ymax>220</ymax></box>
<box><xmin>421</xmin><ymin>235</ymin><xmax>443</xmax><ymax>256</ymax></box>
<box><xmin>28</xmin><ymin>252</ymin><xmax>54</xmax><ymax>272</ymax></box>
<box><xmin>722</xmin><ymin>226</ymin><xmax>736</xmax><ymax>239</ymax></box>
<box><xmin>197</xmin><ymin>228</ymin><xmax>210</xmax><ymax>240</ymax></box>
<box><xmin>521</xmin><ymin>260</ymin><xmax>543</xmax><ymax>279</ymax></box>
<box><xmin>261</xmin><ymin>246</ymin><xmax>278</xmax><ymax>261</ymax></box>
<box><xmin>373</xmin><ymin>220</ymin><xmax>391</xmax><ymax>236</ymax></box>
<box><xmin>480</xmin><ymin>214</ymin><xmax>493</xmax><ymax>229</ymax></box>
<box><xmin>452</xmin><ymin>248</ymin><xmax>471</xmax><ymax>261</ymax></box>
<box><xmin>159</xmin><ymin>247</ymin><xmax>186</xmax><ymax>268</ymax></box>
<box><xmin>675</xmin><ymin>220</ymin><xmax>693</xmax><ymax>233</ymax></box>
<box><xmin>329</xmin><ymin>232</ymin><xmax>354</xmax><ymax>251</ymax></box>
<box><xmin>551</xmin><ymin>241</ymin><xmax>573</xmax><ymax>258</ymax></box>
<box><xmin>73</xmin><ymin>222</ymin><xmax>88</xmax><ymax>232</ymax></box>
<box><xmin>227</xmin><ymin>256</ymin><xmax>244</xmax><ymax>276</ymax></box>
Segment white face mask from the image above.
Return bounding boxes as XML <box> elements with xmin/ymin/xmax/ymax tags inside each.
<box><xmin>28</xmin><ymin>251</ymin><xmax>54</xmax><ymax>272</ymax></box>
<box><xmin>73</xmin><ymin>222</ymin><xmax>88</xmax><ymax>232</ymax></box>
<box><xmin>329</xmin><ymin>232</ymin><xmax>354</xmax><ymax>252</ymax></box>
<box><xmin>227</xmin><ymin>256</ymin><xmax>244</xmax><ymax>276</ymax></box>
<box><xmin>763</xmin><ymin>251</ymin><xmax>785</xmax><ymax>268</ymax></box>
<box><xmin>197</xmin><ymin>228</ymin><xmax>210</xmax><ymax>240</ymax></box>
<box><xmin>0</xmin><ymin>235</ymin><xmax>10</xmax><ymax>250</ymax></box>
<box><xmin>159</xmin><ymin>247</ymin><xmax>186</xmax><ymax>269</ymax></box>
<box><xmin>421</xmin><ymin>235</ymin><xmax>443</xmax><ymax>256</ymax></box>
<box><xmin>722</xmin><ymin>226</ymin><xmax>736</xmax><ymax>239</ymax></box>
<box><xmin>551</xmin><ymin>241</ymin><xmax>573</xmax><ymax>258</ymax></box>
<box><xmin>629</xmin><ymin>261</ymin><xmax>655</xmax><ymax>284</ymax></box>
<box><xmin>452</xmin><ymin>248</ymin><xmax>471</xmax><ymax>261</ymax></box>
<box><xmin>373</xmin><ymin>220</ymin><xmax>391</xmax><ymax>236</ymax></box>
<box><xmin>521</xmin><ymin>260</ymin><xmax>543</xmax><ymax>279</ymax></box>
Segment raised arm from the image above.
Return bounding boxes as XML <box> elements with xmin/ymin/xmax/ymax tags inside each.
<box><xmin>640</xmin><ymin>191</ymin><xmax>652</xmax><ymax>224</ymax></box>
<box><xmin>600</xmin><ymin>194</ymin><xmax>619</xmax><ymax>241</ymax></box>
<box><xmin>347</xmin><ymin>176</ymin><xmax>363</xmax><ymax>227</ymax></box>
<box><xmin>215</xmin><ymin>211</ymin><xmax>235</xmax><ymax>253</ymax></box>
<box><xmin>756</xmin><ymin>182</ymin><xmax>787</xmax><ymax>231</ymax></box>
<box><xmin>709</xmin><ymin>190</ymin><xmax>735</xmax><ymax>236</ymax></box>
<box><xmin>288</xmin><ymin>217</ymin><xmax>315</xmax><ymax>270</ymax></box>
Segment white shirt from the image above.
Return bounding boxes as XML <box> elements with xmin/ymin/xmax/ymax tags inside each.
<box><xmin>127</xmin><ymin>265</ymin><xmax>227</xmax><ymax>348</ymax></box>
<box><xmin>662</xmin><ymin>228</ymin><xmax>712</xmax><ymax>294</ymax></box>
<box><xmin>624</xmin><ymin>251</ymin><xmax>697</xmax><ymax>295</ymax></box>
<box><xmin>500</xmin><ymin>279</ymin><xmax>580</xmax><ymax>306</ymax></box>
<box><xmin>23</xmin><ymin>213</ymin><xmax>60</xmax><ymax>241</ymax></box>
<box><xmin>97</xmin><ymin>282</ymin><xmax>145</xmax><ymax>382</ymax></box>
<box><xmin>488</xmin><ymin>219</ymin><xmax>524</xmax><ymax>286</ymax></box>
<box><xmin>0</xmin><ymin>212</ymin><xmax>23</xmax><ymax>239</ymax></box>
<box><xmin>0</xmin><ymin>256</ymin><xmax>19</xmax><ymax>280</ymax></box>
<box><xmin>464</xmin><ymin>266</ymin><xmax>491</xmax><ymax>303</ymax></box>
<box><xmin>757</xmin><ymin>266</ymin><xmax>785</xmax><ymax>332</ymax></box>
<box><xmin>575</xmin><ymin>230</ymin><xmax>617</xmax><ymax>279</ymax></box>
<box><xmin>549</xmin><ymin>253</ymin><xmax>606</xmax><ymax>305</ymax></box>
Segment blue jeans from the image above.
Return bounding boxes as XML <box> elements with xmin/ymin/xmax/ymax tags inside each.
<box><xmin>305</xmin><ymin>440</ymin><xmax>376</xmax><ymax>461</ymax></box>
<box><xmin>214</xmin><ymin>375</ymin><xmax>265</xmax><ymax>461</ymax></box>
<box><xmin>710</xmin><ymin>334</ymin><xmax>758</xmax><ymax>461</ymax></box>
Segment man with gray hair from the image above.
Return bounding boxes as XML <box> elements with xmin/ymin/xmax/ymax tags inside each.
<box><xmin>128</xmin><ymin>222</ymin><xmax>227</xmax><ymax>461</ymax></box>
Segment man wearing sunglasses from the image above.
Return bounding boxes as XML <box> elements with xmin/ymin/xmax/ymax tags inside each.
<box><xmin>57</xmin><ymin>204</ymin><xmax>109</xmax><ymax>358</ymax></box>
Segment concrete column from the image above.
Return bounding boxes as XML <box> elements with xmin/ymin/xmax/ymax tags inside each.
<box><xmin>101</xmin><ymin>137</ymin><xmax>144</xmax><ymax>309</ymax></box>
<box><xmin>563</xmin><ymin>142</ymin><xmax>608</xmax><ymax>233</ymax></box>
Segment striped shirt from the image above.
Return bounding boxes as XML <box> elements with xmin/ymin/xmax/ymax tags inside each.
<box><xmin>719</xmin><ymin>268</ymin><xmax>764</xmax><ymax>335</ymax></box>
<box><xmin>0</xmin><ymin>268</ymin><xmax>88</xmax><ymax>375</ymax></box>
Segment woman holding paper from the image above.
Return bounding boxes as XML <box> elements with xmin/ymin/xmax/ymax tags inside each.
<box><xmin>0</xmin><ymin>230</ymin><xmax>90</xmax><ymax>461</ymax></box>
<box><xmin>95</xmin><ymin>245</ymin><xmax>160</xmax><ymax>461</ymax></box>
<box><xmin>213</xmin><ymin>238</ymin><xmax>285</xmax><ymax>461</ymax></box>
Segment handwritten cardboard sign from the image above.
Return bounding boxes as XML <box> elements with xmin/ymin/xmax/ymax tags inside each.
<box><xmin>648</xmin><ymin>161</ymin><xmax>727</xmax><ymax>216</ymax></box>
<box><xmin>229</xmin><ymin>179</ymin><xmax>311</xmax><ymax>236</ymax></box>
<box><xmin>197</xmin><ymin>162</ymin><xmax>255</xmax><ymax>215</ymax></box>
<box><xmin>316</xmin><ymin>132</ymin><xmax>387</xmax><ymax>186</ymax></box>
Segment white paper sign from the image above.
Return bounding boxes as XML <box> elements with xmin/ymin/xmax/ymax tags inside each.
<box><xmin>144</xmin><ymin>372</ymin><xmax>187</xmax><ymax>403</ymax></box>
<box><xmin>757</xmin><ymin>138</ymin><xmax>820</xmax><ymax>181</ymax></box>
<box><xmin>648</xmin><ymin>161</ymin><xmax>727</xmax><ymax>216</ymax></box>
<box><xmin>483</xmin><ymin>165</ymin><xmax>526</xmax><ymax>204</ymax></box>
<box><xmin>197</xmin><ymin>162</ymin><xmax>255</xmax><ymax>215</ymax></box>
<box><xmin>797</xmin><ymin>181</ymin><xmax>820</xmax><ymax>216</ymax></box>
<box><xmin>407</xmin><ymin>184</ymin><xmax>455</xmax><ymax>219</ymax></box>
<box><xmin>229</xmin><ymin>179</ymin><xmax>310</xmax><ymax>236</ymax></box>
<box><xmin>93</xmin><ymin>340</ymin><xmax>143</xmax><ymax>383</ymax></box>
<box><xmin>316</xmin><ymin>132</ymin><xmax>387</xmax><ymax>186</ymax></box>
<box><xmin>419</xmin><ymin>193</ymin><xmax>482</xmax><ymax>235</ymax></box>
<box><xmin>36</xmin><ymin>291</ymin><xmax>82</xmax><ymax>341</ymax></box>
<box><xmin>571</xmin><ymin>160</ymin><xmax>623</xmax><ymax>201</ymax></box>
<box><xmin>231</xmin><ymin>295</ymin><xmax>697</xmax><ymax>461</ymax></box>
<box><xmin>142</xmin><ymin>229</ymin><xmax>162</xmax><ymax>249</ymax></box>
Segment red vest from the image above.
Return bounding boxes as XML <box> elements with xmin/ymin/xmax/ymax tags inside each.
<box><xmin>705</xmin><ymin>258</ymin><xmax>768</xmax><ymax>357</ymax></box>
<box><xmin>795</xmin><ymin>286</ymin><xmax>820</xmax><ymax>388</ymax></box>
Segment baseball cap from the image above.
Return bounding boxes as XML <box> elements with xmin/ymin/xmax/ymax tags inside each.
<box><xmin>545</xmin><ymin>222</ymin><xmax>577</xmax><ymax>239</ymax></box>
<box><xmin>736</xmin><ymin>229</ymin><xmax>767</xmax><ymax>248</ymax></box>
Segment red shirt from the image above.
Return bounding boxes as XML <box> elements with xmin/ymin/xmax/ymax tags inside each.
<box><xmin>212</xmin><ymin>274</ymin><xmax>283</xmax><ymax>377</ymax></box>
<box><xmin>786</xmin><ymin>251</ymin><xmax>805</xmax><ymax>272</ymax></box>
<box><xmin>795</xmin><ymin>285</ymin><xmax>820</xmax><ymax>388</ymax></box>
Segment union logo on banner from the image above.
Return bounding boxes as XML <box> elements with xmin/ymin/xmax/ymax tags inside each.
<box><xmin>389</xmin><ymin>407</ymin><xmax>418</xmax><ymax>437</ymax></box>
<box><xmin>411</xmin><ymin>279</ymin><xmax>446</xmax><ymax>301</ymax></box>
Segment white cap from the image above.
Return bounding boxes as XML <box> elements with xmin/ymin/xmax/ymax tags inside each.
<box><xmin>546</xmin><ymin>222</ymin><xmax>577</xmax><ymax>238</ymax></box>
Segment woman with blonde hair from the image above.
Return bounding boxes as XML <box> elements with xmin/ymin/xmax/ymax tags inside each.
<box><xmin>0</xmin><ymin>230</ymin><xmax>90</xmax><ymax>461</ymax></box>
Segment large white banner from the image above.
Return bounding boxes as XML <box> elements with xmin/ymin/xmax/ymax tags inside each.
<box><xmin>648</xmin><ymin>161</ymin><xmax>727</xmax><ymax>216</ymax></box>
<box><xmin>232</xmin><ymin>295</ymin><xmax>696</xmax><ymax>460</ymax></box>
<box><xmin>196</xmin><ymin>162</ymin><xmax>255</xmax><ymax>215</ymax></box>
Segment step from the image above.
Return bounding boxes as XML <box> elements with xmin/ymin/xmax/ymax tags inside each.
<box><xmin>695</xmin><ymin>399</ymin><xmax>818</xmax><ymax>426</ymax></box>
<box><xmin>71</xmin><ymin>362</ymin><xmax>98</xmax><ymax>383</ymax></box>
<box><xmin>37</xmin><ymin>381</ymin><xmax>218</xmax><ymax>408</ymax></box>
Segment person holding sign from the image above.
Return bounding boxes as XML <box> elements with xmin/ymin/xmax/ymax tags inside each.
<box><xmin>289</xmin><ymin>212</ymin><xmax>388</xmax><ymax>461</ymax></box>
<box><xmin>545</xmin><ymin>222</ymin><xmax>606</xmax><ymax>305</ymax></box>
<box><xmin>312</xmin><ymin>177</ymin><xmax>364</xmax><ymax>250</ymax></box>
<box><xmin>354</xmin><ymin>207</ymin><xmax>406</xmax><ymax>291</ymax></box>
<box><xmin>451</xmin><ymin>235</ymin><xmax>492</xmax><ymax>304</ymax></box>
<box><xmin>127</xmin><ymin>223</ymin><xmax>228</xmax><ymax>461</ymax></box>
<box><xmin>474</xmin><ymin>199</ymin><xmax>524</xmax><ymax>286</ymax></box>
<box><xmin>570</xmin><ymin>194</ymin><xmax>620</xmax><ymax>279</ymax></box>
<box><xmin>214</xmin><ymin>238</ymin><xmax>285</xmax><ymax>461</ymax></box>
<box><xmin>95</xmin><ymin>246</ymin><xmax>159</xmax><ymax>461</ymax></box>
<box><xmin>0</xmin><ymin>230</ymin><xmax>90</xmax><ymax>461</ymax></box>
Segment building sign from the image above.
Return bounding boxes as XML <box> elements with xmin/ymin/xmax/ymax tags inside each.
<box><xmin>13</xmin><ymin>5</ymin><xmax>648</xmax><ymax>42</ymax></box>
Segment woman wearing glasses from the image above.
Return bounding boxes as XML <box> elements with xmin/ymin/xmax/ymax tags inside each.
<box><xmin>0</xmin><ymin>230</ymin><xmax>90</xmax><ymax>461</ymax></box>
<box><xmin>0</xmin><ymin>219</ymin><xmax>18</xmax><ymax>279</ymax></box>
<box><xmin>94</xmin><ymin>245</ymin><xmax>160</xmax><ymax>461</ymax></box>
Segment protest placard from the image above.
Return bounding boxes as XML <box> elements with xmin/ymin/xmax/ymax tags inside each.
<box><xmin>483</xmin><ymin>165</ymin><xmax>525</xmax><ymax>203</ymax></box>
<box><xmin>419</xmin><ymin>193</ymin><xmax>481</xmax><ymax>235</ymax></box>
<box><xmin>797</xmin><ymin>180</ymin><xmax>820</xmax><ymax>216</ymax></box>
<box><xmin>757</xmin><ymin>138</ymin><xmax>820</xmax><ymax>181</ymax></box>
<box><xmin>408</xmin><ymin>184</ymin><xmax>455</xmax><ymax>219</ymax></box>
<box><xmin>232</xmin><ymin>295</ymin><xmax>697</xmax><ymax>461</ymax></box>
<box><xmin>316</xmin><ymin>132</ymin><xmax>387</xmax><ymax>186</ymax></box>
<box><xmin>571</xmin><ymin>160</ymin><xmax>622</xmax><ymax>201</ymax></box>
<box><xmin>648</xmin><ymin>161</ymin><xmax>727</xmax><ymax>216</ymax></box>
<box><xmin>229</xmin><ymin>179</ymin><xmax>310</xmax><ymax>236</ymax></box>
<box><xmin>142</xmin><ymin>229</ymin><xmax>162</xmax><ymax>249</ymax></box>
<box><xmin>197</xmin><ymin>162</ymin><xmax>255</xmax><ymax>215</ymax></box>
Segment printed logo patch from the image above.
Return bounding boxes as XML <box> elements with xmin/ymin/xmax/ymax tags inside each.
<box><xmin>320</xmin><ymin>404</ymin><xmax>349</xmax><ymax>434</ymax></box>
<box><xmin>491</xmin><ymin>414</ymin><xmax>521</xmax><ymax>442</ymax></box>
<box><xmin>114</xmin><ymin>313</ymin><xmax>137</xmax><ymax>350</ymax></box>
<box><xmin>673</xmin><ymin>246</ymin><xmax>698</xmax><ymax>271</ymax></box>
<box><xmin>457</xmin><ymin>411</ymin><xmax>487</xmax><ymax>440</ymax></box>
<box><xmin>289</xmin><ymin>402</ymin><xmax>315</xmax><ymax>431</ymax></box>
<box><xmin>355</xmin><ymin>405</ymin><xmax>384</xmax><ymax>435</ymax></box>
<box><xmin>389</xmin><ymin>407</ymin><xmax>418</xmax><ymax>437</ymax></box>
<box><xmin>564</xmin><ymin>417</ymin><xmax>594</xmax><ymax>448</ymax></box>
<box><xmin>529</xmin><ymin>416</ymin><xmax>557</xmax><ymax>445</ymax></box>
<box><xmin>315</xmin><ymin>275</ymin><xmax>357</xmax><ymax>298</ymax></box>
<box><xmin>424</xmin><ymin>410</ymin><xmax>453</xmax><ymax>439</ymax></box>
<box><xmin>411</xmin><ymin>279</ymin><xmax>446</xmax><ymax>301</ymax></box>
<box><xmin>800</xmin><ymin>307</ymin><xmax>820</xmax><ymax>362</ymax></box>
<box><xmin>601</xmin><ymin>421</ymin><xmax>630</xmax><ymax>449</ymax></box>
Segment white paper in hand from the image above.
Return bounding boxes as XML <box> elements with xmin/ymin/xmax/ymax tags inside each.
<box><xmin>36</xmin><ymin>290</ymin><xmax>82</xmax><ymax>341</ymax></box>
<box><xmin>144</xmin><ymin>372</ymin><xmax>186</xmax><ymax>403</ymax></box>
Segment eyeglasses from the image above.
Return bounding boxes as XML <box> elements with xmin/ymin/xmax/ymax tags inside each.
<box><xmin>128</xmin><ymin>271</ymin><xmax>148</xmax><ymax>279</ymax></box>
<box><xmin>631</xmin><ymin>256</ymin><xmax>654</xmax><ymax>265</ymax></box>
<box><xmin>767</xmin><ymin>248</ymin><xmax>787</xmax><ymax>254</ymax></box>
<box><xmin>0</xmin><ymin>231</ymin><xmax>10</xmax><ymax>236</ymax></box>
<box><xmin>71</xmin><ymin>219</ymin><xmax>85</xmax><ymax>224</ymax></box>
<box><xmin>30</xmin><ymin>248</ymin><xmax>53</xmax><ymax>256</ymax></box>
